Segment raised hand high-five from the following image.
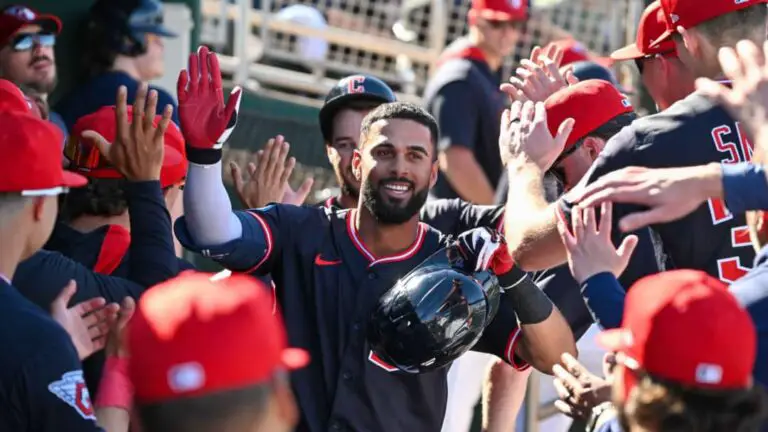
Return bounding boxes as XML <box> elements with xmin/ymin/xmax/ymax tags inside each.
<box><xmin>500</xmin><ymin>100</ymin><xmax>574</xmax><ymax>171</ymax></box>
<box><xmin>82</xmin><ymin>84</ymin><xmax>173</xmax><ymax>182</ymax></box>
<box><xmin>501</xmin><ymin>45</ymin><xmax>579</xmax><ymax>103</ymax></box>
<box><xmin>178</xmin><ymin>46</ymin><xmax>242</xmax><ymax>151</ymax></box>
<box><xmin>696</xmin><ymin>40</ymin><xmax>768</xmax><ymax>157</ymax></box>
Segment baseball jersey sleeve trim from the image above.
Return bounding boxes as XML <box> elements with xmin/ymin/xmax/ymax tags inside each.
<box><xmin>721</xmin><ymin>162</ymin><xmax>768</xmax><ymax>214</ymax></box>
<box><xmin>504</xmin><ymin>328</ymin><xmax>531</xmax><ymax>371</ymax></box>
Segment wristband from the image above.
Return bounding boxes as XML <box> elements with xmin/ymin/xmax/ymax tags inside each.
<box><xmin>95</xmin><ymin>357</ymin><xmax>134</xmax><ymax>410</ymax></box>
<box><xmin>185</xmin><ymin>146</ymin><xmax>223</xmax><ymax>165</ymax></box>
<box><xmin>506</xmin><ymin>277</ymin><xmax>554</xmax><ymax>325</ymax></box>
<box><xmin>497</xmin><ymin>265</ymin><xmax>528</xmax><ymax>290</ymax></box>
<box><xmin>722</xmin><ymin>162</ymin><xmax>768</xmax><ymax>213</ymax></box>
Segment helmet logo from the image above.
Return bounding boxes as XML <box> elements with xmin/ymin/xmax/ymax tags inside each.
<box><xmin>346</xmin><ymin>76</ymin><xmax>366</xmax><ymax>94</ymax></box>
<box><xmin>5</xmin><ymin>6</ymin><xmax>36</xmax><ymax>20</ymax></box>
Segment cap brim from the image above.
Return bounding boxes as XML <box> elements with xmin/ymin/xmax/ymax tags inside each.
<box><xmin>61</xmin><ymin>170</ymin><xmax>88</xmax><ymax>188</ymax></box>
<box><xmin>473</xmin><ymin>9</ymin><xmax>526</xmax><ymax>21</ymax></box>
<box><xmin>282</xmin><ymin>347</ymin><xmax>310</xmax><ymax>370</ymax></box>
<box><xmin>610</xmin><ymin>44</ymin><xmax>645</xmax><ymax>61</ymax></box>
<box><xmin>133</xmin><ymin>24</ymin><xmax>178</xmax><ymax>38</ymax></box>
<box><xmin>649</xmin><ymin>28</ymin><xmax>675</xmax><ymax>48</ymax></box>
<box><xmin>33</xmin><ymin>15</ymin><xmax>62</xmax><ymax>35</ymax></box>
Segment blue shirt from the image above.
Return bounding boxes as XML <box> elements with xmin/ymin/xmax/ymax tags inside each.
<box><xmin>54</xmin><ymin>71</ymin><xmax>179</xmax><ymax>131</ymax></box>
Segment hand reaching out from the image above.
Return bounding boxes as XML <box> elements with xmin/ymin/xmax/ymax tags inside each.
<box><xmin>50</xmin><ymin>281</ymin><xmax>120</xmax><ymax>360</ymax></box>
<box><xmin>553</xmin><ymin>352</ymin><xmax>612</xmax><ymax>420</ymax></box>
<box><xmin>696</xmin><ymin>40</ymin><xmax>768</xmax><ymax>154</ymax></box>
<box><xmin>230</xmin><ymin>135</ymin><xmax>314</xmax><ymax>208</ymax></box>
<box><xmin>566</xmin><ymin>164</ymin><xmax>721</xmax><ymax>232</ymax></box>
<box><xmin>178</xmin><ymin>46</ymin><xmax>242</xmax><ymax>150</ymax></box>
<box><xmin>105</xmin><ymin>297</ymin><xmax>136</xmax><ymax>358</ymax></box>
<box><xmin>556</xmin><ymin>202</ymin><xmax>638</xmax><ymax>283</ymax></box>
<box><xmin>501</xmin><ymin>45</ymin><xmax>579</xmax><ymax>103</ymax></box>
<box><xmin>83</xmin><ymin>84</ymin><xmax>173</xmax><ymax>182</ymax></box>
<box><xmin>499</xmin><ymin>100</ymin><xmax>574</xmax><ymax>171</ymax></box>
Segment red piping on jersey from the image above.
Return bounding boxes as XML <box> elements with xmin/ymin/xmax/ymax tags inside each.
<box><xmin>346</xmin><ymin>209</ymin><xmax>427</xmax><ymax>267</ymax></box>
<box><xmin>93</xmin><ymin>225</ymin><xmax>131</xmax><ymax>275</ymax></box>
<box><xmin>324</xmin><ymin>197</ymin><xmax>335</xmax><ymax>209</ymax></box>
<box><xmin>435</xmin><ymin>39</ymin><xmax>488</xmax><ymax>68</ymax></box>
<box><xmin>241</xmin><ymin>211</ymin><xmax>274</xmax><ymax>274</ymax></box>
<box><xmin>504</xmin><ymin>328</ymin><xmax>530</xmax><ymax>371</ymax></box>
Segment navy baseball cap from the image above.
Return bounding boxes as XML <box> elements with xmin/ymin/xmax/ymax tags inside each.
<box><xmin>566</xmin><ymin>61</ymin><xmax>633</xmax><ymax>95</ymax></box>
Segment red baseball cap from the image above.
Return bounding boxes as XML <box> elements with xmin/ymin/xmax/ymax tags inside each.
<box><xmin>611</xmin><ymin>1</ymin><xmax>676</xmax><ymax>60</ymax></box>
<box><xmin>66</xmin><ymin>106</ymin><xmax>186</xmax><ymax>188</ymax></box>
<box><xmin>545</xmin><ymin>39</ymin><xmax>613</xmax><ymax>68</ymax></box>
<box><xmin>0</xmin><ymin>111</ymin><xmax>86</xmax><ymax>195</ymax></box>
<box><xmin>545</xmin><ymin>79</ymin><xmax>633</xmax><ymax>153</ymax></box>
<box><xmin>598</xmin><ymin>270</ymin><xmax>756</xmax><ymax>390</ymax></box>
<box><xmin>651</xmin><ymin>0</ymin><xmax>767</xmax><ymax>47</ymax></box>
<box><xmin>469</xmin><ymin>0</ymin><xmax>528</xmax><ymax>22</ymax></box>
<box><xmin>0</xmin><ymin>78</ymin><xmax>32</xmax><ymax>113</ymax></box>
<box><xmin>0</xmin><ymin>5</ymin><xmax>61</xmax><ymax>46</ymax></box>
<box><xmin>129</xmin><ymin>272</ymin><xmax>310</xmax><ymax>403</ymax></box>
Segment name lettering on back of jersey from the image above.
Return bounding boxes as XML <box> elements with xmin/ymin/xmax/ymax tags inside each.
<box><xmin>48</xmin><ymin>370</ymin><xmax>96</xmax><ymax>421</ymax></box>
<box><xmin>709</xmin><ymin>122</ymin><xmax>754</xmax><ymax>283</ymax></box>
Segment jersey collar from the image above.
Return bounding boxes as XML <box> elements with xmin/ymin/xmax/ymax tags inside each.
<box><xmin>345</xmin><ymin>209</ymin><xmax>427</xmax><ymax>266</ymax></box>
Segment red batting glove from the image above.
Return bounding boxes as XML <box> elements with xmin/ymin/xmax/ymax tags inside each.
<box><xmin>489</xmin><ymin>242</ymin><xmax>515</xmax><ymax>275</ymax></box>
<box><xmin>177</xmin><ymin>46</ymin><xmax>242</xmax><ymax>151</ymax></box>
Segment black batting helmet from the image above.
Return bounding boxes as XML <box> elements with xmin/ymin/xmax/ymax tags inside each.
<box><xmin>318</xmin><ymin>75</ymin><xmax>396</xmax><ymax>143</ymax></box>
<box><xmin>367</xmin><ymin>245</ymin><xmax>501</xmax><ymax>374</ymax></box>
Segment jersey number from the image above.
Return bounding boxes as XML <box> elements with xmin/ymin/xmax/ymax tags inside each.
<box><xmin>709</xmin><ymin>124</ymin><xmax>753</xmax><ymax>283</ymax></box>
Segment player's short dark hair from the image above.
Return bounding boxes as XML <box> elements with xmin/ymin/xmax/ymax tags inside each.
<box><xmin>621</xmin><ymin>371</ymin><xmax>768</xmax><ymax>432</ymax></box>
<box><xmin>360</xmin><ymin>101</ymin><xmax>439</xmax><ymax>161</ymax></box>
<box><xmin>682</xmin><ymin>4</ymin><xmax>767</xmax><ymax>47</ymax></box>
<box><xmin>569</xmin><ymin>112</ymin><xmax>636</xmax><ymax>150</ymax></box>
<box><xmin>137</xmin><ymin>384</ymin><xmax>272</xmax><ymax>432</ymax></box>
<box><xmin>60</xmin><ymin>178</ymin><xmax>129</xmax><ymax>220</ymax></box>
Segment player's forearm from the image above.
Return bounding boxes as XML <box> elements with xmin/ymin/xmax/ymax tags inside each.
<box><xmin>721</xmin><ymin>162</ymin><xmax>768</xmax><ymax>213</ymax></box>
<box><xmin>440</xmin><ymin>149</ymin><xmax>496</xmax><ymax>204</ymax></box>
<box><xmin>481</xmin><ymin>360</ymin><xmax>530</xmax><ymax>432</ymax></box>
<box><xmin>503</xmin><ymin>160</ymin><xmax>567</xmax><ymax>271</ymax></box>
<box><xmin>183</xmin><ymin>161</ymin><xmax>243</xmax><ymax>245</ymax></box>
<box><xmin>95</xmin><ymin>407</ymin><xmax>129</xmax><ymax>432</ymax></box>
<box><xmin>501</xmin><ymin>272</ymin><xmax>577</xmax><ymax>373</ymax></box>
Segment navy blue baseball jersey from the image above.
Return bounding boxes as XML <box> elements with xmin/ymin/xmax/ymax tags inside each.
<box><xmin>175</xmin><ymin>204</ymin><xmax>528</xmax><ymax>432</ymax></box>
<box><xmin>423</xmin><ymin>38</ymin><xmax>508</xmax><ymax>199</ymax></box>
<box><xmin>55</xmin><ymin>71</ymin><xmax>179</xmax><ymax>131</ymax></box>
<box><xmin>0</xmin><ymin>278</ymin><xmax>102</xmax><ymax>431</ymax></box>
<box><xmin>563</xmin><ymin>92</ymin><xmax>756</xmax><ymax>283</ymax></box>
<box><xmin>14</xmin><ymin>181</ymin><xmax>181</xmax><ymax>396</ymax></box>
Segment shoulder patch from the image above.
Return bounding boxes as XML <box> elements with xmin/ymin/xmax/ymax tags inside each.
<box><xmin>48</xmin><ymin>370</ymin><xmax>96</xmax><ymax>421</ymax></box>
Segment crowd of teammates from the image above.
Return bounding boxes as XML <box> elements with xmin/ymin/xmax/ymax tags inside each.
<box><xmin>0</xmin><ymin>0</ymin><xmax>768</xmax><ymax>431</ymax></box>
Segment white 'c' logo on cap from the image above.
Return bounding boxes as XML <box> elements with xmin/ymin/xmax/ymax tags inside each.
<box><xmin>168</xmin><ymin>362</ymin><xmax>206</xmax><ymax>393</ymax></box>
<box><xmin>508</xmin><ymin>0</ymin><xmax>523</xmax><ymax>9</ymax></box>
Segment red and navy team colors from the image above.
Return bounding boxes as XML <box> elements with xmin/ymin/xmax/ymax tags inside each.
<box><xmin>13</xmin><ymin>181</ymin><xmax>181</xmax><ymax>397</ymax></box>
<box><xmin>563</xmin><ymin>92</ymin><xmax>756</xmax><ymax>283</ymax></box>
<box><xmin>0</xmin><ymin>278</ymin><xmax>102</xmax><ymax>431</ymax></box>
<box><xmin>423</xmin><ymin>39</ymin><xmax>508</xmax><ymax>199</ymax></box>
<box><xmin>175</xmin><ymin>204</ymin><xmax>528</xmax><ymax>432</ymax></box>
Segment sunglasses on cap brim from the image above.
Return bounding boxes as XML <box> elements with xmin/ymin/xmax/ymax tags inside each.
<box><xmin>633</xmin><ymin>50</ymin><xmax>676</xmax><ymax>74</ymax></box>
<box><xmin>63</xmin><ymin>135</ymin><xmax>122</xmax><ymax>179</ymax></box>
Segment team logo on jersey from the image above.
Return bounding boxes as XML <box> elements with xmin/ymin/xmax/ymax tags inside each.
<box><xmin>48</xmin><ymin>370</ymin><xmax>96</xmax><ymax>420</ymax></box>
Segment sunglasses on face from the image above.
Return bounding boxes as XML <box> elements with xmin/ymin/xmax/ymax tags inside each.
<box><xmin>9</xmin><ymin>33</ymin><xmax>55</xmax><ymax>52</ymax></box>
<box><xmin>634</xmin><ymin>51</ymin><xmax>676</xmax><ymax>74</ymax></box>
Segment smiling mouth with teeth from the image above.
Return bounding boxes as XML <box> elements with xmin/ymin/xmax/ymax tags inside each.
<box><xmin>383</xmin><ymin>183</ymin><xmax>411</xmax><ymax>193</ymax></box>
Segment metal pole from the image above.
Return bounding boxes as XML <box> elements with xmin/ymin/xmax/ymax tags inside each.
<box><xmin>233</xmin><ymin>0</ymin><xmax>250</xmax><ymax>85</ymax></box>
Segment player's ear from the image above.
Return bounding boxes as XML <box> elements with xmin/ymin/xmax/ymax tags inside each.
<box><xmin>351</xmin><ymin>149</ymin><xmax>362</xmax><ymax>181</ymax></box>
<box><xmin>31</xmin><ymin>196</ymin><xmax>46</xmax><ymax>222</ymax></box>
<box><xmin>677</xmin><ymin>26</ymin><xmax>699</xmax><ymax>59</ymax></box>
<box><xmin>583</xmin><ymin>136</ymin><xmax>604</xmax><ymax>159</ymax></box>
<box><xmin>429</xmin><ymin>158</ymin><xmax>438</xmax><ymax>189</ymax></box>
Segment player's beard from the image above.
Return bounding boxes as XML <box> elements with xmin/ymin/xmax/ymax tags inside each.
<box><xmin>361</xmin><ymin>177</ymin><xmax>428</xmax><ymax>225</ymax></box>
